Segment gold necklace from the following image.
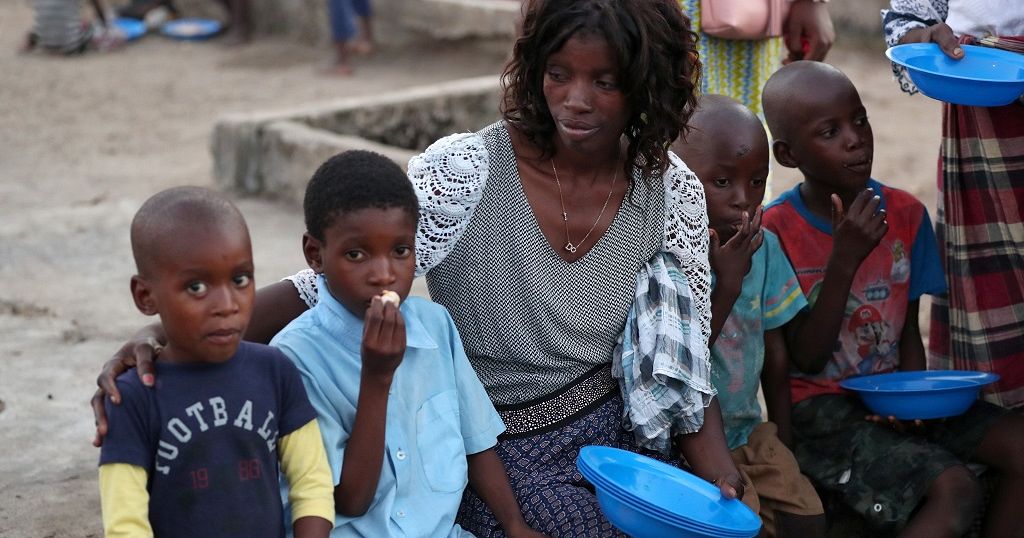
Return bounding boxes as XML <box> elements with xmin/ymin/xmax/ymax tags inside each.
<box><xmin>549</xmin><ymin>158</ymin><xmax>618</xmax><ymax>254</ymax></box>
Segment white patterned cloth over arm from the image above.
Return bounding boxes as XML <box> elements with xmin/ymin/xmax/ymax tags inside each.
<box><xmin>662</xmin><ymin>151</ymin><xmax>712</xmax><ymax>367</ymax></box>
<box><xmin>611</xmin><ymin>252</ymin><xmax>716</xmax><ymax>455</ymax></box>
<box><xmin>882</xmin><ymin>0</ymin><xmax>949</xmax><ymax>94</ymax></box>
<box><xmin>407</xmin><ymin>132</ymin><xmax>489</xmax><ymax>277</ymax></box>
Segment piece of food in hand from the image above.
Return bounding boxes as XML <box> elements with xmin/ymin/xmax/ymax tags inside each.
<box><xmin>379</xmin><ymin>290</ymin><xmax>400</xmax><ymax>306</ymax></box>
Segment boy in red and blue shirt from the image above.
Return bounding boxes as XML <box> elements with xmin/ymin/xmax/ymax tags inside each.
<box><xmin>761</xmin><ymin>61</ymin><xmax>1024</xmax><ymax>536</ymax></box>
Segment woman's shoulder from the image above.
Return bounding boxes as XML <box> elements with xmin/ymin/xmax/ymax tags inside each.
<box><xmin>408</xmin><ymin>124</ymin><xmax>498</xmax><ymax>184</ymax></box>
<box><xmin>662</xmin><ymin>150</ymin><xmax>707</xmax><ymax>221</ymax></box>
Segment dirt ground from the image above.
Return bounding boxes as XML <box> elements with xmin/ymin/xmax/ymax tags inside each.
<box><xmin>0</xmin><ymin>1</ymin><xmax>941</xmax><ymax>536</ymax></box>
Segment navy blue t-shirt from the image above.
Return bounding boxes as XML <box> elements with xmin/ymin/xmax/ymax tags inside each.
<box><xmin>100</xmin><ymin>341</ymin><xmax>317</xmax><ymax>537</ymax></box>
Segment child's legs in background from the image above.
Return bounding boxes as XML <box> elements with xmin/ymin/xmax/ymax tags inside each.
<box><xmin>730</xmin><ymin>422</ymin><xmax>825</xmax><ymax>537</ymax></box>
<box><xmin>791</xmin><ymin>394</ymin><xmax>980</xmax><ymax>536</ymax></box>
<box><xmin>352</xmin><ymin>0</ymin><xmax>372</xmax><ymax>49</ymax></box>
<box><xmin>327</xmin><ymin>0</ymin><xmax>357</xmax><ymax>71</ymax></box>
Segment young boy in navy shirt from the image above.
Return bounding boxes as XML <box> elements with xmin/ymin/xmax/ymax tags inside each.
<box><xmin>271</xmin><ymin>151</ymin><xmax>544</xmax><ymax>537</ymax></box>
<box><xmin>761</xmin><ymin>61</ymin><xmax>1024</xmax><ymax>536</ymax></box>
<box><xmin>99</xmin><ymin>186</ymin><xmax>334</xmax><ymax>537</ymax></box>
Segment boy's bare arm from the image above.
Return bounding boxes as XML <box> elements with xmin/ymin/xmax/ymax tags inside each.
<box><xmin>675</xmin><ymin>399</ymin><xmax>745</xmax><ymax>500</ymax></box>
<box><xmin>294</xmin><ymin>517</ymin><xmax>333</xmax><ymax>538</ymax></box>
<box><xmin>897</xmin><ymin>300</ymin><xmax>925</xmax><ymax>372</ymax></box>
<box><xmin>247</xmin><ymin>280</ymin><xmax>313</xmax><ymax>344</ymax></box>
<box><xmin>787</xmin><ymin>190</ymin><xmax>887</xmax><ymax>373</ymax></box>
<box><xmin>335</xmin><ymin>298</ymin><xmax>404</xmax><ymax>517</ymax></box>
<box><xmin>467</xmin><ymin>449</ymin><xmax>547</xmax><ymax>538</ymax></box>
<box><xmin>761</xmin><ymin>328</ymin><xmax>794</xmax><ymax>448</ymax></box>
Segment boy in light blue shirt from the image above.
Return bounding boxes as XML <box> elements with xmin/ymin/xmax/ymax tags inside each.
<box><xmin>271</xmin><ymin>150</ymin><xmax>544</xmax><ymax>538</ymax></box>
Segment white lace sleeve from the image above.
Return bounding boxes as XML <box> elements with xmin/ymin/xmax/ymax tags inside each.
<box><xmin>407</xmin><ymin>131</ymin><xmax>489</xmax><ymax>276</ymax></box>
<box><xmin>882</xmin><ymin>0</ymin><xmax>949</xmax><ymax>94</ymax></box>
<box><xmin>283</xmin><ymin>268</ymin><xmax>319</xmax><ymax>308</ymax></box>
<box><xmin>662</xmin><ymin>152</ymin><xmax>711</xmax><ymax>365</ymax></box>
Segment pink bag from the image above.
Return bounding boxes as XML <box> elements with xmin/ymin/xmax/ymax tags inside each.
<box><xmin>700</xmin><ymin>0</ymin><xmax>789</xmax><ymax>40</ymax></box>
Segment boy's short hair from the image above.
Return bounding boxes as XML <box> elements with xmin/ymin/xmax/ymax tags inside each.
<box><xmin>303</xmin><ymin>150</ymin><xmax>419</xmax><ymax>241</ymax></box>
<box><xmin>130</xmin><ymin>186</ymin><xmax>246</xmax><ymax>277</ymax></box>
<box><xmin>762</xmin><ymin>61</ymin><xmax>854</xmax><ymax>142</ymax></box>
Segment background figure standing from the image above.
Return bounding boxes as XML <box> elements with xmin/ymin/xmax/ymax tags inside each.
<box><xmin>677</xmin><ymin>0</ymin><xmax>833</xmax><ymax>117</ymax></box>
<box><xmin>883</xmin><ymin>0</ymin><xmax>1024</xmax><ymax>409</ymax></box>
<box><xmin>327</xmin><ymin>0</ymin><xmax>373</xmax><ymax>75</ymax></box>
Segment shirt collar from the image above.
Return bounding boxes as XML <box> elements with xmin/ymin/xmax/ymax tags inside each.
<box><xmin>313</xmin><ymin>274</ymin><xmax>437</xmax><ymax>350</ymax></box>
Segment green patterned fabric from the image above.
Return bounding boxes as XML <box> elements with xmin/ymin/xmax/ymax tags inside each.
<box><xmin>679</xmin><ymin>0</ymin><xmax>785</xmax><ymax>116</ymax></box>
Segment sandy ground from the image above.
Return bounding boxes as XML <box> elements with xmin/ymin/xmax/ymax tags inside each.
<box><xmin>0</xmin><ymin>1</ymin><xmax>941</xmax><ymax>535</ymax></box>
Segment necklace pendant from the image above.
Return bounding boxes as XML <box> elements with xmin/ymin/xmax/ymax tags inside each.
<box><xmin>564</xmin><ymin>242</ymin><xmax>577</xmax><ymax>253</ymax></box>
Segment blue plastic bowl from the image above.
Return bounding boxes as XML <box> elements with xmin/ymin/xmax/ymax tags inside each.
<box><xmin>578</xmin><ymin>457</ymin><xmax>752</xmax><ymax>536</ymax></box>
<box><xmin>840</xmin><ymin>370</ymin><xmax>999</xmax><ymax>420</ymax></box>
<box><xmin>160</xmin><ymin>18</ymin><xmax>222</xmax><ymax>41</ymax></box>
<box><xmin>112</xmin><ymin>18</ymin><xmax>146</xmax><ymax>41</ymax></box>
<box><xmin>886</xmin><ymin>43</ymin><xmax>1024</xmax><ymax>107</ymax></box>
<box><xmin>577</xmin><ymin>446</ymin><xmax>761</xmax><ymax>537</ymax></box>
<box><xmin>594</xmin><ymin>488</ymin><xmax>727</xmax><ymax>538</ymax></box>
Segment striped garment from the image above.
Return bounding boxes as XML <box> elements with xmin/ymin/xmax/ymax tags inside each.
<box><xmin>929</xmin><ymin>37</ymin><xmax>1024</xmax><ymax>409</ymax></box>
<box><xmin>33</xmin><ymin>0</ymin><xmax>92</xmax><ymax>53</ymax></box>
<box><xmin>678</xmin><ymin>0</ymin><xmax>785</xmax><ymax>117</ymax></box>
<box><xmin>611</xmin><ymin>252</ymin><xmax>715</xmax><ymax>455</ymax></box>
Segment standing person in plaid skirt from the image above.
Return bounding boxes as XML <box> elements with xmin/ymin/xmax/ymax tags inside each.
<box><xmin>884</xmin><ymin>0</ymin><xmax>1024</xmax><ymax>409</ymax></box>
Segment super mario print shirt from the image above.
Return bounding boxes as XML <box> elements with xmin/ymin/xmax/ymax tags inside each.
<box><xmin>99</xmin><ymin>341</ymin><xmax>318</xmax><ymax>537</ymax></box>
<box><xmin>763</xmin><ymin>179</ymin><xmax>946</xmax><ymax>404</ymax></box>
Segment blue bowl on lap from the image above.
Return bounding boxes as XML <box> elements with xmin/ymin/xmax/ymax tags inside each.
<box><xmin>885</xmin><ymin>43</ymin><xmax>1024</xmax><ymax>107</ymax></box>
<box><xmin>840</xmin><ymin>370</ymin><xmax>999</xmax><ymax>420</ymax></box>
<box><xmin>577</xmin><ymin>446</ymin><xmax>761</xmax><ymax>537</ymax></box>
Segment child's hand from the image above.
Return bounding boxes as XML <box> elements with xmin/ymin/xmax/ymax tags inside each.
<box><xmin>361</xmin><ymin>297</ymin><xmax>405</xmax><ymax>380</ymax></box>
<box><xmin>712</xmin><ymin>472</ymin><xmax>747</xmax><ymax>500</ymax></box>
<box><xmin>709</xmin><ymin>207</ymin><xmax>764</xmax><ymax>287</ymax></box>
<box><xmin>831</xmin><ymin>190</ymin><xmax>887</xmax><ymax>266</ymax></box>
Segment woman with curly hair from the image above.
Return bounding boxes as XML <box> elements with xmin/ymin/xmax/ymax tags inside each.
<box><xmin>94</xmin><ymin>0</ymin><xmax>742</xmax><ymax>534</ymax></box>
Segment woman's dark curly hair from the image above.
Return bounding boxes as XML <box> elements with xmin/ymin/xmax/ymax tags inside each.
<box><xmin>501</xmin><ymin>0</ymin><xmax>701</xmax><ymax>178</ymax></box>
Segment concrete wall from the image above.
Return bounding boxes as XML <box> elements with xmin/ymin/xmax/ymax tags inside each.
<box><xmin>211</xmin><ymin>76</ymin><xmax>501</xmax><ymax>202</ymax></box>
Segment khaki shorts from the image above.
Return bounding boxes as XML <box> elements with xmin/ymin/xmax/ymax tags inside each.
<box><xmin>732</xmin><ymin>421</ymin><xmax>824</xmax><ymax>537</ymax></box>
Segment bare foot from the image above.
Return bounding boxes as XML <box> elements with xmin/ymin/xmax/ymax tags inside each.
<box><xmin>319</xmin><ymin>61</ymin><xmax>354</xmax><ymax>76</ymax></box>
<box><xmin>351</xmin><ymin>39</ymin><xmax>374</xmax><ymax>55</ymax></box>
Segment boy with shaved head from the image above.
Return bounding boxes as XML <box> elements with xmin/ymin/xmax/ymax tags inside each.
<box><xmin>99</xmin><ymin>186</ymin><xmax>334</xmax><ymax>537</ymax></box>
<box><xmin>673</xmin><ymin>95</ymin><xmax>830</xmax><ymax>537</ymax></box>
<box><xmin>762</xmin><ymin>62</ymin><xmax>1024</xmax><ymax>536</ymax></box>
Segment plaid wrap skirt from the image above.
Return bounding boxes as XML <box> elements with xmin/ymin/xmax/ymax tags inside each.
<box><xmin>928</xmin><ymin>36</ymin><xmax>1024</xmax><ymax>408</ymax></box>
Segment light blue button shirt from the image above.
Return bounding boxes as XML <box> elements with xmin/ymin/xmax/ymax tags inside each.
<box><xmin>272</xmin><ymin>276</ymin><xmax>505</xmax><ymax>537</ymax></box>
